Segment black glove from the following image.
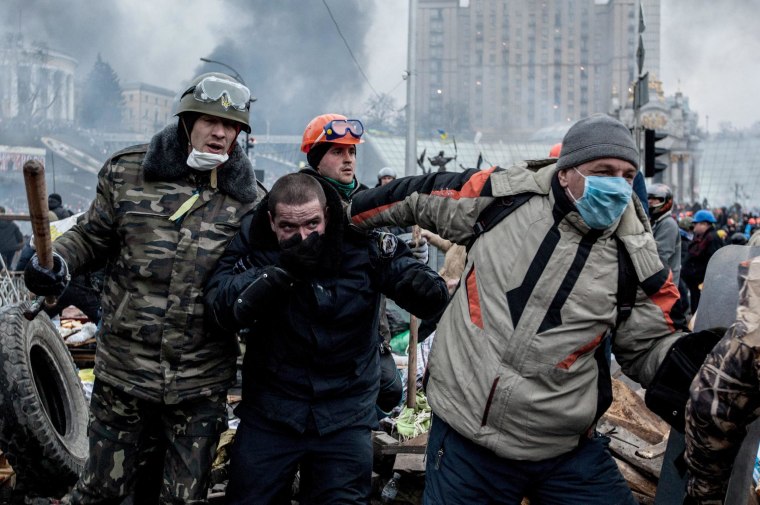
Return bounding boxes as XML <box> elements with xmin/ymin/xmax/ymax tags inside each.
<box><xmin>393</xmin><ymin>269</ymin><xmax>448</xmax><ymax>319</ymax></box>
<box><xmin>644</xmin><ymin>328</ymin><xmax>725</xmax><ymax>433</ymax></box>
<box><xmin>278</xmin><ymin>232</ymin><xmax>324</xmax><ymax>279</ymax></box>
<box><xmin>24</xmin><ymin>252</ymin><xmax>70</xmax><ymax>297</ymax></box>
<box><xmin>233</xmin><ymin>265</ymin><xmax>295</xmax><ymax>325</ymax></box>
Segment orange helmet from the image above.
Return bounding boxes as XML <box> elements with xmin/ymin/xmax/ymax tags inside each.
<box><xmin>300</xmin><ymin>113</ymin><xmax>364</xmax><ymax>154</ymax></box>
<box><xmin>549</xmin><ymin>142</ymin><xmax>562</xmax><ymax>158</ymax></box>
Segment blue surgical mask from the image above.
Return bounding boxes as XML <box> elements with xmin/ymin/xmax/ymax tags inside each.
<box><xmin>569</xmin><ymin>168</ymin><xmax>632</xmax><ymax>230</ymax></box>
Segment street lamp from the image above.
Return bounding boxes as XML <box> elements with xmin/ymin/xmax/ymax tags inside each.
<box><xmin>199</xmin><ymin>57</ymin><xmax>252</xmax><ymax>157</ymax></box>
<box><xmin>200</xmin><ymin>57</ymin><xmax>245</xmax><ymax>85</ymax></box>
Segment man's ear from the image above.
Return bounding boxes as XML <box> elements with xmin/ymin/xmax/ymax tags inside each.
<box><xmin>324</xmin><ymin>207</ymin><xmax>329</xmax><ymax>226</ymax></box>
<box><xmin>557</xmin><ymin>168</ymin><xmax>570</xmax><ymax>188</ymax></box>
<box><xmin>228</xmin><ymin>126</ymin><xmax>242</xmax><ymax>154</ymax></box>
<box><xmin>268</xmin><ymin>211</ymin><xmax>276</xmax><ymax>233</ymax></box>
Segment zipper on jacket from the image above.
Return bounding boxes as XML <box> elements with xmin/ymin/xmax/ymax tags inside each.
<box><xmin>481</xmin><ymin>376</ymin><xmax>500</xmax><ymax>426</ymax></box>
<box><xmin>435</xmin><ymin>447</ymin><xmax>444</xmax><ymax>470</ymax></box>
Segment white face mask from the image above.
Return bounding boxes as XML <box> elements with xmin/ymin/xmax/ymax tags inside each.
<box><xmin>186</xmin><ymin>148</ymin><xmax>228</xmax><ymax>171</ymax></box>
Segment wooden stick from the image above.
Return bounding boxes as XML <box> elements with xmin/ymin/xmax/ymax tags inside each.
<box><xmin>22</xmin><ymin>160</ymin><xmax>56</xmax><ymax>319</ymax></box>
<box><xmin>406</xmin><ymin>225</ymin><xmax>423</xmax><ymax>409</ymax></box>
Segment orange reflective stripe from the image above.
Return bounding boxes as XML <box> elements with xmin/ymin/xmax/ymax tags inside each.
<box><xmin>650</xmin><ymin>270</ymin><xmax>678</xmax><ymax>332</ymax></box>
<box><xmin>430</xmin><ymin>167</ymin><xmax>495</xmax><ymax>200</ymax></box>
<box><xmin>466</xmin><ymin>266</ymin><xmax>484</xmax><ymax>329</ymax></box>
<box><xmin>351</xmin><ymin>202</ymin><xmax>394</xmax><ymax>226</ymax></box>
<box><xmin>556</xmin><ymin>332</ymin><xmax>605</xmax><ymax>370</ymax></box>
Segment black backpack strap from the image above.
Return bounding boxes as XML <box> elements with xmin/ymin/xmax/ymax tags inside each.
<box><xmin>591</xmin><ymin>236</ymin><xmax>639</xmax><ymax>427</ymax></box>
<box><xmin>467</xmin><ymin>193</ymin><xmax>536</xmax><ymax>251</ymax></box>
<box><xmin>614</xmin><ymin>236</ymin><xmax>637</xmax><ymax>331</ymax></box>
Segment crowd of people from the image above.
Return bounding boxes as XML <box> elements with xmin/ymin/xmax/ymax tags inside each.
<box><xmin>5</xmin><ymin>70</ymin><xmax>755</xmax><ymax>505</ymax></box>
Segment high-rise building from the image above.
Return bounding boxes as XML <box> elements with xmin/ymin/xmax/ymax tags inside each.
<box><xmin>415</xmin><ymin>0</ymin><xmax>660</xmax><ymax>139</ymax></box>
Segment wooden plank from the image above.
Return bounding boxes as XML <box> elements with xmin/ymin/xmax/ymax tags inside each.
<box><xmin>372</xmin><ymin>431</ymin><xmax>399</xmax><ymax>448</ymax></box>
<box><xmin>599</xmin><ymin>420</ymin><xmax>663</xmax><ymax>480</ymax></box>
<box><xmin>602</xmin><ymin>378</ymin><xmax>669</xmax><ymax>445</ymax></box>
<box><xmin>614</xmin><ymin>456</ymin><xmax>657</xmax><ymax>498</ymax></box>
<box><xmin>393</xmin><ymin>453</ymin><xmax>426</xmax><ymax>473</ymax></box>
<box><xmin>636</xmin><ymin>438</ymin><xmax>669</xmax><ymax>460</ymax></box>
<box><xmin>0</xmin><ymin>214</ymin><xmax>31</xmax><ymax>222</ymax></box>
<box><xmin>378</xmin><ymin>432</ymin><xmax>428</xmax><ymax>455</ymax></box>
<box><xmin>380</xmin><ymin>444</ymin><xmax>427</xmax><ymax>455</ymax></box>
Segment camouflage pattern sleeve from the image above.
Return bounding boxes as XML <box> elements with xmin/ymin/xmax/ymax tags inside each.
<box><xmin>685</xmin><ymin>257</ymin><xmax>760</xmax><ymax>503</ymax></box>
<box><xmin>53</xmin><ymin>155</ymin><xmax>121</xmax><ymax>274</ymax></box>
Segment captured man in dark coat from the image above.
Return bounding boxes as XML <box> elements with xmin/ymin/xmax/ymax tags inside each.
<box><xmin>205</xmin><ymin>173</ymin><xmax>449</xmax><ymax>504</ymax></box>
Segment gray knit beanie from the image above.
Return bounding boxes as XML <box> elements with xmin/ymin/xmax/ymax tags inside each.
<box><xmin>556</xmin><ymin>114</ymin><xmax>639</xmax><ymax>171</ymax></box>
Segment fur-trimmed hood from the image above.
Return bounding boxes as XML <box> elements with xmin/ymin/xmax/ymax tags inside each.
<box><xmin>141</xmin><ymin>122</ymin><xmax>259</xmax><ymax>203</ymax></box>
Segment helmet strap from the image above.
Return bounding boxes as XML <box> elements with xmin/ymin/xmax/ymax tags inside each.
<box><xmin>227</xmin><ymin>125</ymin><xmax>242</xmax><ymax>155</ymax></box>
<box><xmin>180</xmin><ymin>116</ymin><xmax>194</xmax><ymax>153</ymax></box>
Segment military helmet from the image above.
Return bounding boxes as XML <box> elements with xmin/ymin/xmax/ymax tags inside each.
<box><xmin>176</xmin><ymin>72</ymin><xmax>251</xmax><ymax>133</ymax></box>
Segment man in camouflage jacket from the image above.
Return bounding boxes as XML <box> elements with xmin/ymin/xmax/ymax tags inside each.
<box><xmin>685</xmin><ymin>255</ymin><xmax>760</xmax><ymax>504</ymax></box>
<box><xmin>23</xmin><ymin>72</ymin><xmax>260</xmax><ymax>505</ymax></box>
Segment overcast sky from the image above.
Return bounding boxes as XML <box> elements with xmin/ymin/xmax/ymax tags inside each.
<box><xmin>2</xmin><ymin>0</ymin><xmax>757</xmax><ymax>133</ymax></box>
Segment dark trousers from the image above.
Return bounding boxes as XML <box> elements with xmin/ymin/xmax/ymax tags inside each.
<box><xmin>226</xmin><ymin>415</ymin><xmax>373</xmax><ymax>505</ymax></box>
<box><xmin>0</xmin><ymin>249</ymin><xmax>15</xmax><ymax>269</ymax></box>
<box><xmin>424</xmin><ymin>416</ymin><xmax>637</xmax><ymax>505</ymax></box>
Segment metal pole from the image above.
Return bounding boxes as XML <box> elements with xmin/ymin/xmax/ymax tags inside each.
<box><xmin>634</xmin><ymin>0</ymin><xmax>644</xmax><ymax>170</ymax></box>
<box><xmin>404</xmin><ymin>0</ymin><xmax>418</xmax><ymax>177</ymax></box>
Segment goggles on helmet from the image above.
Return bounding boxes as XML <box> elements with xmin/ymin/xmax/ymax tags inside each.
<box><xmin>314</xmin><ymin>119</ymin><xmax>364</xmax><ymax>144</ymax></box>
<box><xmin>182</xmin><ymin>76</ymin><xmax>251</xmax><ymax>112</ymax></box>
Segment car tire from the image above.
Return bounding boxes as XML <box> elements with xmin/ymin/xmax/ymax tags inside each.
<box><xmin>0</xmin><ymin>304</ymin><xmax>88</xmax><ymax>497</ymax></box>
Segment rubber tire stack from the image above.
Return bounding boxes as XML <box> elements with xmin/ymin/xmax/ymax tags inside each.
<box><xmin>0</xmin><ymin>304</ymin><xmax>88</xmax><ymax>497</ymax></box>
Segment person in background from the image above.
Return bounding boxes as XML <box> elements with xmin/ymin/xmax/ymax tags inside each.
<box><xmin>682</xmin><ymin>209</ymin><xmax>724</xmax><ymax>312</ymax></box>
<box><xmin>749</xmin><ymin>228</ymin><xmax>760</xmax><ymax>247</ymax></box>
<box><xmin>376</xmin><ymin>166</ymin><xmax>398</xmax><ymax>188</ymax></box>
<box><xmin>23</xmin><ymin>71</ymin><xmax>260</xmax><ymax>504</ymax></box>
<box><xmin>647</xmin><ymin>183</ymin><xmax>681</xmax><ymax>286</ymax></box>
<box><xmin>728</xmin><ymin>232</ymin><xmax>748</xmax><ymax>245</ymax></box>
<box><xmin>648</xmin><ymin>184</ymin><xmax>687</xmax><ymax>329</ymax></box>
<box><xmin>0</xmin><ymin>206</ymin><xmax>23</xmax><ymax>269</ymax></box>
<box><xmin>48</xmin><ymin>193</ymin><xmax>74</xmax><ymax>220</ymax></box>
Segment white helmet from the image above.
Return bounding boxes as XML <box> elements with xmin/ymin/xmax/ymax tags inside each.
<box><xmin>377</xmin><ymin>166</ymin><xmax>397</xmax><ymax>182</ymax></box>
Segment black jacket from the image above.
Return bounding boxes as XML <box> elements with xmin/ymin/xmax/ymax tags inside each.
<box><xmin>682</xmin><ymin>227</ymin><xmax>723</xmax><ymax>287</ymax></box>
<box><xmin>205</xmin><ymin>180</ymin><xmax>447</xmax><ymax>435</ymax></box>
<box><xmin>0</xmin><ymin>220</ymin><xmax>23</xmax><ymax>253</ymax></box>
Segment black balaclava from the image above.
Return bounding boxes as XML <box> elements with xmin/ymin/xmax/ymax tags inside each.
<box><xmin>307</xmin><ymin>142</ymin><xmax>332</xmax><ymax>169</ymax></box>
